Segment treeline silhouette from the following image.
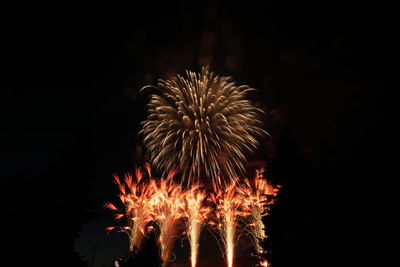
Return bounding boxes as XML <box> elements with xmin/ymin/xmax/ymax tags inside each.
<box><xmin>0</xmin><ymin>133</ymin><xmax>98</xmax><ymax>267</ymax></box>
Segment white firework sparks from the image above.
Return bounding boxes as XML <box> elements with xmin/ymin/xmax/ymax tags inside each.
<box><xmin>140</xmin><ymin>67</ymin><xmax>266</xmax><ymax>187</ymax></box>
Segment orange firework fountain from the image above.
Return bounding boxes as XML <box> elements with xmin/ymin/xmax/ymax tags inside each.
<box><xmin>105</xmin><ymin>168</ymin><xmax>154</xmax><ymax>253</ymax></box>
<box><xmin>208</xmin><ymin>178</ymin><xmax>251</xmax><ymax>267</ymax></box>
<box><xmin>183</xmin><ymin>184</ymin><xmax>211</xmax><ymax>267</ymax></box>
<box><xmin>106</xmin><ymin>167</ymin><xmax>280</xmax><ymax>266</ymax></box>
<box><xmin>239</xmin><ymin>169</ymin><xmax>280</xmax><ymax>255</ymax></box>
<box><xmin>148</xmin><ymin>171</ymin><xmax>185</xmax><ymax>266</ymax></box>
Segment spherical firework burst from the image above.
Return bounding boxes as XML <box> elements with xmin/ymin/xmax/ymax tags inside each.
<box><xmin>140</xmin><ymin>67</ymin><xmax>266</xmax><ymax>186</ymax></box>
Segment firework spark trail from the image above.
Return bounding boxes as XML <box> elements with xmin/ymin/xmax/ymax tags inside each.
<box><xmin>148</xmin><ymin>172</ymin><xmax>185</xmax><ymax>266</ymax></box>
<box><xmin>183</xmin><ymin>185</ymin><xmax>211</xmax><ymax>267</ymax></box>
<box><xmin>209</xmin><ymin>178</ymin><xmax>251</xmax><ymax>267</ymax></box>
<box><xmin>239</xmin><ymin>170</ymin><xmax>280</xmax><ymax>256</ymax></box>
<box><xmin>105</xmin><ymin>169</ymin><xmax>154</xmax><ymax>253</ymax></box>
<box><xmin>140</xmin><ymin>67</ymin><xmax>266</xmax><ymax>187</ymax></box>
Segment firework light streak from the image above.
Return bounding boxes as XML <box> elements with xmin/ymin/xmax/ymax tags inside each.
<box><xmin>105</xmin><ymin>169</ymin><xmax>154</xmax><ymax>253</ymax></box>
<box><xmin>183</xmin><ymin>185</ymin><xmax>211</xmax><ymax>267</ymax></box>
<box><xmin>239</xmin><ymin>170</ymin><xmax>280</xmax><ymax>255</ymax></box>
<box><xmin>148</xmin><ymin>172</ymin><xmax>185</xmax><ymax>266</ymax></box>
<box><xmin>209</xmin><ymin>178</ymin><xmax>251</xmax><ymax>267</ymax></box>
<box><xmin>140</xmin><ymin>67</ymin><xmax>266</xmax><ymax>187</ymax></box>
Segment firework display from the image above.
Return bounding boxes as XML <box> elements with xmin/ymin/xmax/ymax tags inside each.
<box><xmin>106</xmin><ymin>68</ymin><xmax>280</xmax><ymax>267</ymax></box>
<box><xmin>140</xmin><ymin>67</ymin><xmax>266</xmax><ymax>187</ymax></box>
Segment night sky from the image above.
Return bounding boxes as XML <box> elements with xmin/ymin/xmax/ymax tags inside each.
<box><xmin>1</xmin><ymin>2</ymin><xmax>396</xmax><ymax>267</ymax></box>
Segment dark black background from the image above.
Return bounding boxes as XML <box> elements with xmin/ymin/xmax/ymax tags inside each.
<box><xmin>1</xmin><ymin>1</ymin><xmax>396</xmax><ymax>267</ymax></box>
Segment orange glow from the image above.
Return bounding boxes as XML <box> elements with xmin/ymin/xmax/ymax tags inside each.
<box><xmin>145</xmin><ymin>163</ymin><xmax>151</xmax><ymax>177</ymax></box>
<box><xmin>114</xmin><ymin>214</ymin><xmax>124</xmax><ymax>220</ymax></box>
<box><xmin>135</xmin><ymin>168</ymin><xmax>143</xmax><ymax>183</ymax></box>
<box><xmin>167</xmin><ymin>168</ymin><xmax>177</xmax><ymax>181</ymax></box>
<box><xmin>259</xmin><ymin>259</ymin><xmax>269</xmax><ymax>267</ymax></box>
<box><xmin>105</xmin><ymin>202</ymin><xmax>118</xmax><ymax>211</ymax></box>
<box><xmin>105</xmin><ymin>226</ymin><xmax>115</xmax><ymax>232</ymax></box>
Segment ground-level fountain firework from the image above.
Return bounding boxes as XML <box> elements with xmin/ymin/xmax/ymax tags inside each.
<box><xmin>106</xmin><ymin>166</ymin><xmax>279</xmax><ymax>267</ymax></box>
<box><xmin>105</xmin><ymin>67</ymin><xmax>280</xmax><ymax>266</ymax></box>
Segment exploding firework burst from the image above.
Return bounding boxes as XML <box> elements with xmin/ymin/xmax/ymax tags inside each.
<box><xmin>140</xmin><ymin>67</ymin><xmax>266</xmax><ymax>187</ymax></box>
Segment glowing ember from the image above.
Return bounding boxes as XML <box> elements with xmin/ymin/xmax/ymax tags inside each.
<box><xmin>105</xmin><ymin>169</ymin><xmax>154</xmax><ymax>253</ymax></box>
<box><xmin>183</xmin><ymin>184</ymin><xmax>211</xmax><ymax>267</ymax></box>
